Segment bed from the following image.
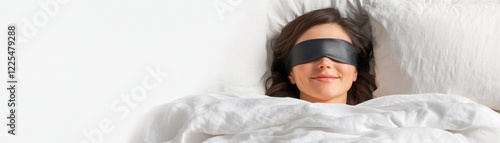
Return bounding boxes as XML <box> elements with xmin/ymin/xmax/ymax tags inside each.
<box><xmin>137</xmin><ymin>0</ymin><xmax>500</xmax><ymax>142</ymax></box>
<box><xmin>2</xmin><ymin>0</ymin><xmax>499</xmax><ymax>142</ymax></box>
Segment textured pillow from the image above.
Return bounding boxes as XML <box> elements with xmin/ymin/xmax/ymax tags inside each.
<box><xmin>363</xmin><ymin>0</ymin><xmax>500</xmax><ymax>110</ymax></box>
<box><xmin>267</xmin><ymin>0</ymin><xmax>368</xmax><ymax>38</ymax></box>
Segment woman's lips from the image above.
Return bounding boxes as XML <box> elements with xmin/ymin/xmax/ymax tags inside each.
<box><xmin>312</xmin><ymin>77</ymin><xmax>338</xmax><ymax>82</ymax></box>
<box><xmin>311</xmin><ymin>74</ymin><xmax>339</xmax><ymax>82</ymax></box>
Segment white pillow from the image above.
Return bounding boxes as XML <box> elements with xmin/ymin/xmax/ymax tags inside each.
<box><xmin>218</xmin><ymin>0</ymin><xmax>269</xmax><ymax>95</ymax></box>
<box><xmin>363</xmin><ymin>0</ymin><xmax>500</xmax><ymax>110</ymax></box>
<box><xmin>267</xmin><ymin>0</ymin><xmax>368</xmax><ymax>38</ymax></box>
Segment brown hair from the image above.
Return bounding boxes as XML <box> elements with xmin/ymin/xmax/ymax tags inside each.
<box><xmin>265</xmin><ymin>8</ymin><xmax>376</xmax><ymax>105</ymax></box>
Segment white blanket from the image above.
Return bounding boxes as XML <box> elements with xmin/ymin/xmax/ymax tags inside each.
<box><xmin>142</xmin><ymin>93</ymin><xmax>500</xmax><ymax>143</ymax></box>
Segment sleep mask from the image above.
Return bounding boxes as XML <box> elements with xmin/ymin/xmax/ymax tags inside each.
<box><xmin>285</xmin><ymin>38</ymin><xmax>359</xmax><ymax>73</ymax></box>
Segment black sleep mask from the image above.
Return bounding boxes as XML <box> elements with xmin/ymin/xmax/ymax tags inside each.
<box><xmin>285</xmin><ymin>38</ymin><xmax>359</xmax><ymax>73</ymax></box>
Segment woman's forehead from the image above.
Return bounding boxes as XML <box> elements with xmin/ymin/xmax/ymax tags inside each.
<box><xmin>295</xmin><ymin>23</ymin><xmax>352</xmax><ymax>45</ymax></box>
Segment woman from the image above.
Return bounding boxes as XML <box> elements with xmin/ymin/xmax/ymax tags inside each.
<box><xmin>265</xmin><ymin>8</ymin><xmax>376</xmax><ymax>105</ymax></box>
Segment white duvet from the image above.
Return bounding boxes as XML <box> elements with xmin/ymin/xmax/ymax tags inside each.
<box><xmin>141</xmin><ymin>93</ymin><xmax>500</xmax><ymax>143</ymax></box>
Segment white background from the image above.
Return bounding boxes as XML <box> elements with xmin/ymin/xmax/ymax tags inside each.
<box><xmin>0</xmin><ymin>0</ymin><xmax>268</xmax><ymax>142</ymax></box>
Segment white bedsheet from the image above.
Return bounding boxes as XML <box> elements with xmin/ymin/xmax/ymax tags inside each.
<box><xmin>141</xmin><ymin>93</ymin><xmax>500</xmax><ymax>143</ymax></box>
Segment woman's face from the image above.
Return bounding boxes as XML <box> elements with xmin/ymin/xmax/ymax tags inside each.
<box><xmin>288</xmin><ymin>23</ymin><xmax>357</xmax><ymax>103</ymax></box>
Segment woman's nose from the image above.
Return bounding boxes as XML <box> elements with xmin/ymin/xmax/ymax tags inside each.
<box><xmin>317</xmin><ymin>57</ymin><xmax>333</xmax><ymax>69</ymax></box>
